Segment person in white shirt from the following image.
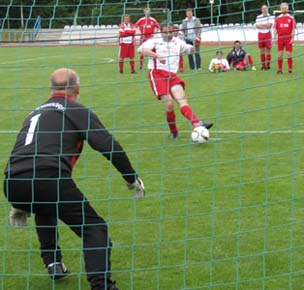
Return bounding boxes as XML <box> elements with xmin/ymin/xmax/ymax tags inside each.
<box><xmin>118</xmin><ymin>15</ymin><xmax>137</xmax><ymax>73</ymax></box>
<box><xmin>255</xmin><ymin>5</ymin><xmax>275</xmax><ymax>70</ymax></box>
<box><xmin>208</xmin><ymin>50</ymin><xmax>230</xmax><ymax>72</ymax></box>
<box><xmin>137</xmin><ymin>22</ymin><xmax>213</xmax><ymax>139</ymax></box>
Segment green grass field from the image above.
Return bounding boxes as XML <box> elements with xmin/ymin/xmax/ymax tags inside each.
<box><xmin>0</xmin><ymin>44</ymin><xmax>303</xmax><ymax>290</ymax></box>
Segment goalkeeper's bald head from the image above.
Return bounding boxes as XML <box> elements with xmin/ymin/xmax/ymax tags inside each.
<box><xmin>50</xmin><ymin>68</ymin><xmax>80</xmax><ymax>101</ymax></box>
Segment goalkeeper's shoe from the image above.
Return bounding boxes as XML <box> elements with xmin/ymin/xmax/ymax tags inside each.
<box><xmin>197</xmin><ymin>121</ymin><xmax>213</xmax><ymax>130</ymax></box>
<box><xmin>106</xmin><ymin>278</ymin><xmax>119</xmax><ymax>290</ymax></box>
<box><xmin>47</xmin><ymin>262</ymin><xmax>70</xmax><ymax>280</ymax></box>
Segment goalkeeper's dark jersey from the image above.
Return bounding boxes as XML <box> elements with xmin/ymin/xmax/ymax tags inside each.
<box><xmin>5</xmin><ymin>94</ymin><xmax>136</xmax><ymax>183</ymax></box>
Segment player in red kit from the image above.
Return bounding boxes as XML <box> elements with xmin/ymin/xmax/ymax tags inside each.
<box><xmin>273</xmin><ymin>3</ymin><xmax>296</xmax><ymax>74</ymax></box>
<box><xmin>119</xmin><ymin>15</ymin><xmax>137</xmax><ymax>74</ymax></box>
<box><xmin>135</xmin><ymin>7</ymin><xmax>160</xmax><ymax>70</ymax></box>
<box><xmin>255</xmin><ymin>5</ymin><xmax>275</xmax><ymax>70</ymax></box>
<box><xmin>137</xmin><ymin>22</ymin><xmax>213</xmax><ymax>139</ymax></box>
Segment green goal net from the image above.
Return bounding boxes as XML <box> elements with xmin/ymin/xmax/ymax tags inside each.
<box><xmin>0</xmin><ymin>1</ymin><xmax>304</xmax><ymax>290</ymax></box>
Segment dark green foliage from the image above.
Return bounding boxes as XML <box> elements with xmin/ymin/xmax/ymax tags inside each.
<box><xmin>1</xmin><ymin>1</ymin><xmax>304</xmax><ymax>29</ymax></box>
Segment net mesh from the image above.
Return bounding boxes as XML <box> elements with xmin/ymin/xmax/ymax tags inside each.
<box><xmin>0</xmin><ymin>1</ymin><xmax>304</xmax><ymax>290</ymax></box>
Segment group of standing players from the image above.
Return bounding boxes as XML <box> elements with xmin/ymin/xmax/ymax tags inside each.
<box><xmin>119</xmin><ymin>3</ymin><xmax>297</xmax><ymax>74</ymax></box>
<box><xmin>256</xmin><ymin>2</ymin><xmax>296</xmax><ymax>73</ymax></box>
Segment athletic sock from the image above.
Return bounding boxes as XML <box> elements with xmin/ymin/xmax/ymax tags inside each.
<box><xmin>247</xmin><ymin>54</ymin><xmax>254</xmax><ymax>67</ymax></box>
<box><xmin>119</xmin><ymin>59</ymin><xmax>124</xmax><ymax>72</ymax></box>
<box><xmin>278</xmin><ymin>58</ymin><xmax>283</xmax><ymax>71</ymax></box>
<box><xmin>130</xmin><ymin>60</ymin><xmax>135</xmax><ymax>72</ymax></box>
<box><xmin>266</xmin><ymin>54</ymin><xmax>271</xmax><ymax>68</ymax></box>
<box><xmin>180</xmin><ymin>105</ymin><xmax>200</xmax><ymax>126</ymax></box>
<box><xmin>166</xmin><ymin>111</ymin><xmax>178</xmax><ymax>133</ymax></box>
<box><xmin>260</xmin><ymin>54</ymin><xmax>266</xmax><ymax>68</ymax></box>
<box><xmin>287</xmin><ymin>57</ymin><xmax>292</xmax><ymax>71</ymax></box>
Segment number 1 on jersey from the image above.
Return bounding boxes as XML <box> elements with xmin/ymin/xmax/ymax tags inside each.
<box><xmin>25</xmin><ymin>113</ymin><xmax>41</xmax><ymax>146</ymax></box>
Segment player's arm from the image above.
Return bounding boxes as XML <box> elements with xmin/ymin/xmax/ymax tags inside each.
<box><xmin>119</xmin><ymin>28</ymin><xmax>129</xmax><ymax>37</ymax></box>
<box><xmin>272</xmin><ymin>19</ymin><xmax>278</xmax><ymax>41</ymax></box>
<box><xmin>255</xmin><ymin>18</ymin><xmax>271</xmax><ymax>29</ymax></box>
<box><xmin>180</xmin><ymin>40</ymin><xmax>194</xmax><ymax>54</ymax></box>
<box><xmin>74</xmin><ymin>108</ymin><xmax>137</xmax><ymax>183</ymax></box>
<box><xmin>137</xmin><ymin>45</ymin><xmax>166</xmax><ymax>64</ymax></box>
<box><xmin>154</xmin><ymin>19</ymin><xmax>160</xmax><ymax>32</ymax></box>
<box><xmin>291</xmin><ymin>18</ymin><xmax>296</xmax><ymax>43</ymax></box>
<box><xmin>194</xmin><ymin>18</ymin><xmax>202</xmax><ymax>37</ymax></box>
<box><xmin>87</xmin><ymin>111</ymin><xmax>145</xmax><ymax>198</ymax></box>
<box><xmin>127</xmin><ymin>27</ymin><xmax>137</xmax><ymax>35</ymax></box>
<box><xmin>256</xmin><ymin>22</ymin><xmax>269</xmax><ymax>29</ymax></box>
<box><xmin>181</xmin><ymin>20</ymin><xmax>187</xmax><ymax>36</ymax></box>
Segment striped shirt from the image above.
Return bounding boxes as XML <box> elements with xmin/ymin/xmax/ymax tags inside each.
<box><xmin>255</xmin><ymin>13</ymin><xmax>275</xmax><ymax>33</ymax></box>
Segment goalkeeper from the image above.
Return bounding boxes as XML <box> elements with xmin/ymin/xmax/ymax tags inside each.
<box><xmin>3</xmin><ymin>68</ymin><xmax>145</xmax><ymax>290</ymax></box>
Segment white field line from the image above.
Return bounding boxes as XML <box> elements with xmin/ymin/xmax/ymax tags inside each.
<box><xmin>0</xmin><ymin>130</ymin><xmax>303</xmax><ymax>134</ymax></box>
<box><xmin>0</xmin><ymin>55</ymin><xmax>63</xmax><ymax>65</ymax></box>
<box><xmin>0</xmin><ymin>56</ymin><xmax>114</xmax><ymax>65</ymax></box>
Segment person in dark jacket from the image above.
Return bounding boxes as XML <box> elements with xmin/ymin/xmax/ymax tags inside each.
<box><xmin>3</xmin><ymin>68</ymin><xmax>145</xmax><ymax>290</ymax></box>
<box><xmin>226</xmin><ymin>40</ymin><xmax>256</xmax><ymax>71</ymax></box>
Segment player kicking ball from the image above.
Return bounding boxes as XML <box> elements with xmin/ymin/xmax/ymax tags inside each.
<box><xmin>137</xmin><ymin>22</ymin><xmax>213</xmax><ymax>140</ymax></box>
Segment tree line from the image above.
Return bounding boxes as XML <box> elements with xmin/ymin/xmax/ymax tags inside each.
<box><xmin>1</xmin><ymin>0</ymin><xmax>304</xmax><ymax>29</ymax></box>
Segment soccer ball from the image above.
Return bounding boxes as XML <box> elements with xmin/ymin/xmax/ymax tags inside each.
<box><xmin>191</xmin><ymin>126</ymin><xmax>210</xmax><ymax>143</ymax></box>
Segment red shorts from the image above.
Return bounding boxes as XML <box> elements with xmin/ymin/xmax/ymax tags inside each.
<box><xmin>277</xmin><ymin>36</ymin><xmax>293</xmax><ymax>52</ymax></box>
<box><xmin>119</xmin><ymin>43</ymin><xmax>135</xmax><ymax>58</ymax></box>
<box><xmin>148</xmin><ymin>69</ymin><xmax>185</xmax><ymax>99</ymax></box>
<box><xmin>258</xmin><ymin>32</ymin><xmax>272</xmax><ymax>49</ymax></box>
<box><xmin>231</xmin><ymin>60</ymin><xmax>247</xmax><ymax>70</ymax></box>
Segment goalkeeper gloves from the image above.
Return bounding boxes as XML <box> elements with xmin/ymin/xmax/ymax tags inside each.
<box><xmin>127</xmin><ymin>177</ymin><xmax>145</xmax><ymax>199</ymax></box>
<box><xmin>9</xmin><ymin>207</ymin><xmax>30</xmax><ymax>227</ymax></box>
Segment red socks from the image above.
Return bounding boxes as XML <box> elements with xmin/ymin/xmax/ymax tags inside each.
<box><xmin>247</xmin><ymin>54</ymin><xmax>254</xmax><ymax>67</ymax></box>
<box><xmin>260</xmin><ymin>54</ymin><xmax>266</xmax><ymax>68</ymax></box>
<box><xmin>180</xmin><ymin>105</ymin><xmax>200</xmax><ymax>126</ymax></box>
<box><xmin>119</xmin><ymin>59</ymin><xmax>124</xmax><ymax>73</ymax></box>
<box><xmin>287</xmin><ymin>57</ymin><xmax>292</xmax><ymax>71</ymax></box>
<box><xmin>130</xmin><ymin>60</ymin><xmax>135</xmax><ymax>72</ymax></box>
<box><xmin>166</xmin><ymin>111</ymin><xmax>178</xmax><ymax>134</ymax></box>
<box><xmin>266</xmin><ymin>54</ymin><xmax>271</xmax><ymax>68</ymax></box>
<box><xmin>278</xmin><ymin>58</ymin><xmax>283</xmax><ymax>71</ymax></box>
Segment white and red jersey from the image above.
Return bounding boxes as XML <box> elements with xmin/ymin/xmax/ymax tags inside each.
<box><xmin>135</xmin><ymin>16</ymin><xmax>160</xmax><ymax>41</ymax></box>
<box><xmin>138</xmin><ymin>36</ymin><xmax>192</xmax><ymax>73</ymax></box>
<box><xmin>274</xmin><ymin>14</ymin><xmax>296</xmax><ymax>36</ymax></box>
<box><xmin>255</xmin><ymin>13</ymin><xmax>275</xmax><ymax>33</ymax></box>
<box><xmin>119</xmin><ymin>22</ymin><xmax>136</xmax><ymax>45</ymax></box>
<box><xmin>208</xmin><ymin>58</ymin><xmax>230</xmax><ymax>71</ymax></box>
